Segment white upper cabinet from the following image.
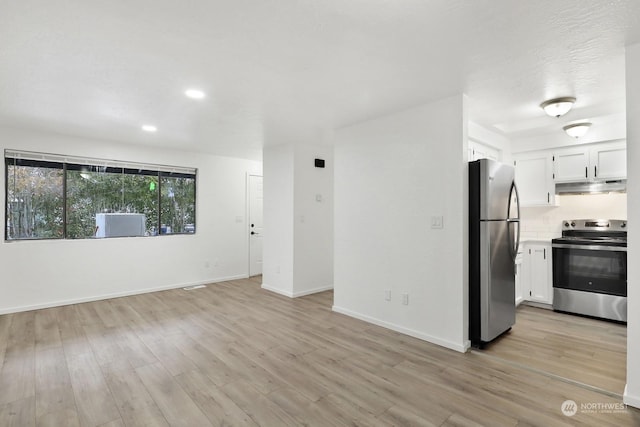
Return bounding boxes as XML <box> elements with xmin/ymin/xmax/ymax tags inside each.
<box><xmin>513</xmin><ymin>152</ymin><xmax>555</xmax><ymax>206</ymax></box>
<box><xmin>554</xmin><ymin>149</ymin><xmax>590</xmax><ymax>182</ymax></box>
<box><xmin>553</xmin><ymin>141</ymin><xmax>626</xmax><ymax>183</ymax></box>
<box><xmin>592</xmin><ymin>144</ymin><xmax>626</xmax><ymax>180</ymax></box>
<box><xmin>468</xmin><ymin>140</ymin><xmax>501</xmax><ymax>162</ymax></box>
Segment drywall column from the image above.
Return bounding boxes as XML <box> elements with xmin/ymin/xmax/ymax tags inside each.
<box><xmin>262</xmin><ymin>144</ymin><xmax>295</xmax><ymax>296</ymax></box>
<box><xmin>333</xmin><ymin>94</ymin><xmax>469</xmax><ymax>352</ymax></box>
<box><xmin>262</xmin><ymin>143</ymin><xmax>334</xmax><ymax>297</ymax></box>
<box><xmin>624</xmin><ymin>43</ymin><xmax>640</xmax><ymax>409</ymax></box>
<box><xmin>293</xmin><ymin>144</ymin><xmax>334</xmax><ymax>296</ymax></box>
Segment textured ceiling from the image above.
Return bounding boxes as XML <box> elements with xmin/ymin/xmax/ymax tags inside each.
<box><xmin>1</xmin><ymin>0</ymin><xmax>639</xmax><ymax>160</ymax></box>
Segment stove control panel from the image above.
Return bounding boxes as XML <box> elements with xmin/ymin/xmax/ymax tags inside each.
<box><xmin>562</xmin><ymin>219</ymin><xmax>627</xmax><ymax>232</ymax></box>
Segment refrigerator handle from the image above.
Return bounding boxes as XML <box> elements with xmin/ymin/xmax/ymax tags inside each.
<box><xmin>508</xmin><ymin>181</ymin><xmax>521</xmax><ymax>260</ymax></box>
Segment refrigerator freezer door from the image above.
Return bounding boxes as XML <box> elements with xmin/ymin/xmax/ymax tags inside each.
<box><xmin>480</xmin><ymin>220</ymin><xmax>516</xmax><ymax>342</ymax></box>
<box><xmin>479</xmin><ymin>159</ymin><xmax>516</xmax><ymax>221</ymax></box>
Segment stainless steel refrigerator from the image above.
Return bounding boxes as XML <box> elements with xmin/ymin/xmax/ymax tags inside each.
<box><xmin>469</xmin><ymin>158</ymin><xmax>520</xmax><ymax>348</ymax></box>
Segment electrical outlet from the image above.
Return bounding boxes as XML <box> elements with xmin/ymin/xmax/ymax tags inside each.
<box><xmin>384</xmin><ymin>290</ymin><xmax>391</xmax><ymax>301</ymax></box>
<box><xmin>402</xmin><ymin>293</ymin><xmax>409</xmax><ymax>305</ymax></box>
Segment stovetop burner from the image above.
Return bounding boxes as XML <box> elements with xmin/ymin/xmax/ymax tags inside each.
<box><xmin>554</xmin><ymin>219</ymin><xmax>627</xmax><ymax>248</ymax></box>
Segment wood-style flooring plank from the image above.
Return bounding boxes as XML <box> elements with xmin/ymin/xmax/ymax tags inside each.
<box><xmin>0</xmin><ymin>396</ymin><xmax>35</xmax><ymax>427</ymax></box>
<box><xmin>174</xmin><ymin>369</ymin><xmax>257</xmax><ymax>427</ymax></box>
<box><xmin>64</xmin><ymin>350</ymin><xmax>120</xmax><ymax>426</ymax></box>
<box><xmin>220</xmin><ymin>379</ymin><xmax>299</xmax><ymax>427</ymax></box>
<box><xmin>35</xmin><ymin>347</ymin><xmax>76</xmax><ymax>418</ymax></box>
<box><xmin>36</xmin><ymin>408</ymin><xmax>80</xmax><ymax>427</ymax></box>
<box><xmin>102</xmin><ymin>366</ymin><xmax>169</xmax><ymax>427</ymax></box>
<box><xmin>0</xmin><ymin>312</ymin><xmax>35</xmax><ymax>406</ymax></box>
<box><xmin>135</xmin><ymin>362</ymin><xmax>212</xmax><ymax>427</ymax></box>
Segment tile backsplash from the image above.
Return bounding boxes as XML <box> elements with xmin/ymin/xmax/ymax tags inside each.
<box><xmin>520</xmin><ymin>193</ymin><xmax>627</xmax><ymax>240</ymax></box>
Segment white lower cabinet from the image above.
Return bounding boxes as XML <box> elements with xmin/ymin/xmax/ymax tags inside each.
<box><xmin>515</xmin><ymin>250</ymin><xmax>524</xmax><ymax>306</ymax></box>
<box><xmin>520</xmin><ymin>242</ymin><xmax>552</xmax><ymax>305</ymax></box>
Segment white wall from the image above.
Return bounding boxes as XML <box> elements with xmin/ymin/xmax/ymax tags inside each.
<box><xmin>624</xmin><ymin>43</ymin><xmax>640</xmax><ymax>409</ymax></box>
<box><xmin>0</xmin><ymin>126</ymin><xmax>262</xmax><ymax>314</ymax></box>
<box><xmin>262</xmin><ymin>144</ymin><xmax>295</xmax><ymax>296</ymax></box>
<box><xmin>333</xmin><ymin>94</ymin><xmax>469</xmax><ymax>352</ymax></box>
<box><xmin>520</xmin><ymin>193</ymin><xmax>627</xmax><ymax>240</ymax></box>
<box><xmin>293</xmin><ymin>144</ymin><xmax>334</xmax><ymax>296</ymax></box>
<box><xmin>262</xmin><ymin>143</ymin><xmax>334</xmax><ymax>297</ymax></box>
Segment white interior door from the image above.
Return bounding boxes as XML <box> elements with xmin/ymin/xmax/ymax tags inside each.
<box><xmin>249</xmin><ymin>175</ymin><xmax>263</xmax><ymax>276</ymax></box>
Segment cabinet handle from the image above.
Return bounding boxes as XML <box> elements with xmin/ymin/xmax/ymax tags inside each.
<box><xmin>543</xmin><ymin>248</ymin><xmax>546</xmax><ymax>260</ymax></box>
<box><xmin>585</xmin><ymin>166</ymin><xmax>588</xmax><ymax>178</ymax></box>
<box><xmin>547</xmin><ymin>192</ymin><xmax>550</xmax><ymax>203</ymax></box>
<box><xmin>594</xmin><ymin>165</ymin><xmax>597</xmax><ymax>177</ymax></box>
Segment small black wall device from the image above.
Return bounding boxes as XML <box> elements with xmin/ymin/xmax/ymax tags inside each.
<box><xmin>314</xmin><ymin>158</ymin><xmax>325</xmax><ymax>168</ymax></box>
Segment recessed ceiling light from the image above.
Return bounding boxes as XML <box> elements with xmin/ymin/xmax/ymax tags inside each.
<box><xmin>185</xmin><ymin>89</ymin><xmax>206</xmax><ymax>99</ymax></box>
<box><xmin>141</xmin><ymin>124</ymin><xmax>157</xmax><ymax>133</ymax></box>
<box><xmin>540</xmin><ymin>97</ymin><xmax>576</xmax><ymax>118</ymax></box>
<box><xmin>563</xmin><ymin>122</ymin><xmax>591</xmax><ymax>138</ymax></box>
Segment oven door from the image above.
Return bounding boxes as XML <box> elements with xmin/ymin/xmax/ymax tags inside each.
<box><xmin>552</xmin><ymin>243</ymin><xmax>627</xmax><ymax>296</ymax></box>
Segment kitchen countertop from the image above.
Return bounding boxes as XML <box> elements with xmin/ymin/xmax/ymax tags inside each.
<box><xmin>520</xmin><ymin>239</ymin><xmax>553</xmax><ymax>245</ymax></box>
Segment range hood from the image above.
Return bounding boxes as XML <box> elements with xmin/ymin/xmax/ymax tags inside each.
<box><xmin>555</xmin><ymin>180</ymin><xmax>627</xmax><ymax>195</ymax></box>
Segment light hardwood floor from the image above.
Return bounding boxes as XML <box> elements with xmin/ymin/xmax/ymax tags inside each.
<box><xmin>0</xmin><ymin>277</ymin><xmax>638</xmax><ymax>426</ymax></box>
<box><xmin>483</xmin><ymin>305</ymin><xmax>627</xmax><ymax>394</ymax></box>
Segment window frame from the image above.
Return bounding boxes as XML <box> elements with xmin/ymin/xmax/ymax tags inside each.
<box><xmin>4</xmin><ymin>150</ymin><xmax>197</xmax><ymax>241</ymax></box>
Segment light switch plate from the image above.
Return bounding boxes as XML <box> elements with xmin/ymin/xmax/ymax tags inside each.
<box><xmin>431</xmin><ymin>216</ymin><xmax>444</xmax><ymax>229</ymax></box>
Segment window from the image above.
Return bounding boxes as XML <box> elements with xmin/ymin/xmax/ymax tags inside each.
<box><xmin>5</xmin><ymin>151</ymin><xmax>197</xmax><ymax>241</ymax></box>
<box><xmin>160</xmin><ymin>173</ymin><xmax>196</xmax><ymax>234</ymax></box>
<box><xmin>6</xmin><ymin>159</ymin><xmax>64</xmax><ymax>239</ymax></box>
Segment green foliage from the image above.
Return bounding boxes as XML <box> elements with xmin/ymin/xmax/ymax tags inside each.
<box><xmin>6</xmin><ymin>165</ymin><xmax>64</xmax><ymax>239</ymax></box>
<box><xmin>66</xmin><ymin>171</ymin><xmax>160</xmax><ymax>238</ymax></box>
<box><xmin>161</xmin><ymin>176</ymin><xmax>196</xmax><ymax>234</ymax></box>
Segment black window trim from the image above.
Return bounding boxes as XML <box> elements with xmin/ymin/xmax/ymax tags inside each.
<box><xmin>5</xmin><ymin>151</ymin><xmax>197</xmax><ymax>241</ymax></box>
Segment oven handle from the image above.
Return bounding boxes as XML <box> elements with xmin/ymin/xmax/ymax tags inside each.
<box><xmin>552</xmin><ymin>243</ymin><xmax>627</xmax><ymax>252</ymax></box>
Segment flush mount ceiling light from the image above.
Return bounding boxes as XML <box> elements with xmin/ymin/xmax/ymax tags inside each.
<box><xmin>563</xmin><ymin>122</ymin><xmax>591</xmax><ymax>138</ymax></box>
<box><xmin>141</xmin><ymin>124</ymin><xmax>157</xmax><ymax>133</ymax></box>
<box><xmin>540</xmin><ymin>97</ymin><xmax>576</xmax><ymax>117</ymax></box>
<box><xmin>185</xmin><ymin>88</ymin><xmax>206</xmax><ymax>99</ymax></box>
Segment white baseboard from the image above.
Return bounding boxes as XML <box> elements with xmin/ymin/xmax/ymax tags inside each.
<box><xmin>261</xmin><ymin>283</ymin><xmax>294</xmax><ymax>298</ymax></box>
<box><xmin>261</xmin><ymin>283</ymin><xmax>334</xmax><ymax>298</ymax></box>
<box><xmin>332</xmin><ymin>305</ymin><xmax>468</xmax><ymax>353</ymax></box>
<box><xmin>292</xmin><ymin>285</ymin><xmax>334</xmax><ymax>298</ymax></box>
<box><xmin>624</xmin><ymin>385</ymin><xmax>640</xmax><ymax>409</ymax></box>
<box><xmin>0</xmin><ymin>274</ymin><xmax>249</xmax><ymax>315</ymax></box>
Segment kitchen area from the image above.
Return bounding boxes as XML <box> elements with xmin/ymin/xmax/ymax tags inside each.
<box><xmin>468</xmin><ymin>114</ymin><xmax>628</xmax><ymax>395</ymax></box>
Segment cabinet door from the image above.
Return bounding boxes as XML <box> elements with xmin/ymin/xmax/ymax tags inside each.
<box><xmin>528</xmin><ymin>245</ymin><xmax>552</xmax><ymax>304</ymax></box>
<box><xmin>592</xmin><ymin>146</ymin><xmax>626</xmax><ymax>180</ymax></box>
<box><xmin>554</xmin><ymin>149</ymin><xmax>590</xmax><ymax>182</ymax></box>
<box><xmin>515</xmin><ymin>253</ymin><xmax>524</xmax><ymax>306</ymax></box>
<box><xmin>469</xmin><ymin>141</ymin><xmax>500</xmax><ymax>161</ymax></box>
<box><xmin>514</xmin><ymin>154</ymin><xmax>554</xmax><ymax>206</ymax></box>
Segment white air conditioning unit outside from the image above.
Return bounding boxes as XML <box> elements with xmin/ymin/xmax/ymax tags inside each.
<box><xmin>95</xmin><ymin>213</ymin><xmax>146</xmax><ymax>238</ymax></box>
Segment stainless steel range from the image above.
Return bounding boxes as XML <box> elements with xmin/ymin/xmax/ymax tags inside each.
<box><xmin>552</xmin><ymin>219</ymin><xmax>627</xmax><ymax>322</ymax></box>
